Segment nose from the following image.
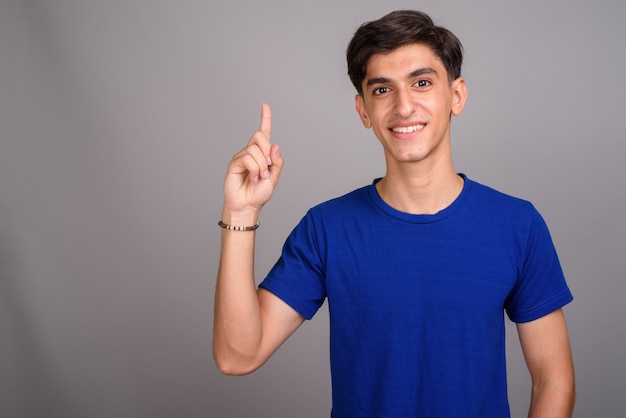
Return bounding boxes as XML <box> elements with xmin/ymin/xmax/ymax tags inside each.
<box><xmin>394</xmin><ymin>88</ymin><xmax>417</xmax><ymax>118</ymax></box>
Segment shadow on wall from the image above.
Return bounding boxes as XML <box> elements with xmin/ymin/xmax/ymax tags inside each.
<box><xmin>0</xmin><ymin>221</ymin><xmax>70</xmax><ymax>417</ymax></box>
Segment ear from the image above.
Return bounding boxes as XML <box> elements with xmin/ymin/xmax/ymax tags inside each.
<box><xmin>450</xmin><ymin>77</ymin><xmax>468</xmax><ymax>117</ymax></box>
<box><xmin>355</xmin><ymin>94</ymin><xmax>372</xmax><ymax>129</ymax></box>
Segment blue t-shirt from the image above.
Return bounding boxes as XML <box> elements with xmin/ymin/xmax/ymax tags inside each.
<box><xmin>259</xmin><ymin>175</ymin><xmax>573</xmax><ymax>417</ymax></box>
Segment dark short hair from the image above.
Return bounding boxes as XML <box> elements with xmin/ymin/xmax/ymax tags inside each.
<box><xmin>346</xmin><ymin>10</ymin><xmax>464</xmax><ymax>95</ymax></box>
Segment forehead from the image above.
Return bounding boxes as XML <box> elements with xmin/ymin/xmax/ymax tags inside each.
<box><xmin>365</xmin><ymin>43</ymin><xmax>445</xmax><ymax>79</ymax></box>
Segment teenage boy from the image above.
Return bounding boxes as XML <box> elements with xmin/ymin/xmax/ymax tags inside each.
<box><xmin>214</xmin><ymin>10</ymin><xmax>575</xmax><ymax>417</ymax></box>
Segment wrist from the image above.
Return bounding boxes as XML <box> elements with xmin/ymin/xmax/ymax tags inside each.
<box><xmin>220</xmin><ymin>208</ymin><xmax>260</xmax><ymax>227</ymax></box>
<box><xmin>218</xmin><ymin>220</ymin><xmax>260</xmax><ymax>231</ymax></box>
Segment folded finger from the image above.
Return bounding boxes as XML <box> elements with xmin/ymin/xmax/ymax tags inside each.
<box><xmin>231</xmin><ymin>143</ymin><xmax>270</xmax><ymax>180</ymax></box>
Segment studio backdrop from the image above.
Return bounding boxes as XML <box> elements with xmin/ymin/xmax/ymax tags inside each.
<box><xmin>1</xmin><ymin>0</ymin><xmax>625</xmax><ymax>417</ymax></box>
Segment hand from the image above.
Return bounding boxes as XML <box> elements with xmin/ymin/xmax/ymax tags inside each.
<box><xmin>222</xmin><ymin>104</ymin><xmax>284</xmax><ymax>221</ymax></box>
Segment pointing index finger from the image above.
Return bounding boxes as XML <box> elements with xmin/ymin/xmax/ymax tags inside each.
<box><xmin>259</xmin><ymin>103</ymin><xmax>272</xmax><ymax>137</ymax></box>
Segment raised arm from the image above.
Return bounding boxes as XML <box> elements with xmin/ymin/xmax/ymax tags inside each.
<box><xmin>517</xmin><ymin>309</ymin><xmax>576</xmax><ymax>417</ymax></box>
<box><xmin>213</xmin><ymin>104</ymin><xmax>305</xmax><ymax>375</ymax></box>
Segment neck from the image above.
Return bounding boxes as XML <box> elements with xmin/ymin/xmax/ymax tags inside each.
<box><xmin>376</xmin><ymin>160</ymin><xmax>463</xmax><ymax>215</ymax></box>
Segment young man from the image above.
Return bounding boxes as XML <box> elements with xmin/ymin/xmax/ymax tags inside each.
<box><xmin>213</xmin><ymin>10</ymin><xmax>575</xmax><ymax>417</ymax></box>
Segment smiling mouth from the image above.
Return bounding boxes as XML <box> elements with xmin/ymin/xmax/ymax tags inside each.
<box><xmin>390</xmin><ymin>124</ymin><xmax>425</xmax><ymax>134</ymax></box>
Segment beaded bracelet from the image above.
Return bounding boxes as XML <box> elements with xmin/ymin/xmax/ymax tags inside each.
<box><xmin>218</xmin><ymin>220</ymin><xmax>260</xmax><ymax>231</ymax></box>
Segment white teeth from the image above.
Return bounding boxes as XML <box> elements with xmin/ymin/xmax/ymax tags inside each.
<box><xmin>391</xmin><ymin>124</ymin><xmax>425</xmax><ymax>133</ymax></box>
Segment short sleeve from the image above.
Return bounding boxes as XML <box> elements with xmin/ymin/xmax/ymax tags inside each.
<box><xmin>259</xmin><ymin>211</ymin><xmax>327</xmax><ymax>320</ymax></box>
<box><xmin>505</xmin><ymin>207</ymin><xmax>573</xmax><ymax>323</ymax></box>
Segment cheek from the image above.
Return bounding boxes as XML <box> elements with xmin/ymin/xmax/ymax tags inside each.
<box><xmin>424</xmin><ymin>98</ymin><xmax>452</xmax><ymax>120</ymax></box>
<box><xmin>368</xmin><ymin>106</ymin><xmax>389</xmax><ymax>126</ymax></box>
<box><xmin>372</xmin><ymin>125</ymin><xmax>386</xmax><ymax>137</ymax></box>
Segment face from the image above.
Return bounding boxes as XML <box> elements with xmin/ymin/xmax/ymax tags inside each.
<box><xmin>355</xmin><ymin>43</ymin><xmax>467</xmax><ymax>168</ymax></box>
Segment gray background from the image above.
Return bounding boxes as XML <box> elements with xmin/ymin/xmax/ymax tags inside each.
<box><xmin>1</xmin><ymin>0</ymin><xmax>624</xmax><ymax>417</ymax></box>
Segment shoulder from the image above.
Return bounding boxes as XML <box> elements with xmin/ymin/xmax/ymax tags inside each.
<box><xmin>460</xmin><ymin>177</ymin><xmax>553</xmax><ymax>241</ymax></box>
<box><xmin>308</xmin><ymin>182</ymin><xmax>374</xmax><ymax>216</ymax></box>
<box><xmin>291</xmin><ymin>182</ymin><xmax>380</xmax><ymax>235</ymax></box>
<box><xmin>466</xmin><ymin>177</ymin><xmax>538</xmax><ymax>218</ymax></box>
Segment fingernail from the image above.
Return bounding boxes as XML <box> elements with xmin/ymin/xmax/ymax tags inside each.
<box><xmin>263</xmin><ymin>170</ymin><xmax>270</xmax><ymax>179</ymax></box>
<box><xmin>266</xmin><ymin>156</ymin><xmax>272</xmax><ymax>165</ymax></box>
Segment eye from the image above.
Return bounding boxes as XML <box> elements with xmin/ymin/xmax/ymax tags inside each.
<box><xmin>415</xmin><ymin>79</ymin><xmax>431</xmax><ymax>88</ymax></box>
<box><xmin>373</xmin><ymin>86</ymin><xmax>390</xmax><ymax>96</ymax></box>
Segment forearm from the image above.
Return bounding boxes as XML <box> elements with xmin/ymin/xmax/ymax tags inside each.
<box><xmin>213</xmin><ymin>212</ymin><xmax>263</xmax><ymax>374</ymax></box>
<box><xmin>517</xmin><ymin>309</ymin><xmax>575</xmax><ymax>418</ymax></box>
<box><xmin>527</xmin><ymin>374</ymin><xmax>576</xmax><ymax>417</ymax></box>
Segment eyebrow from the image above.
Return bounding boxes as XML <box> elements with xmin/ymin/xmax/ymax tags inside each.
<box><xmin>366</xmin><ymin>67</ymin><xmax>438</xmax><ymax>88</ymax></box>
